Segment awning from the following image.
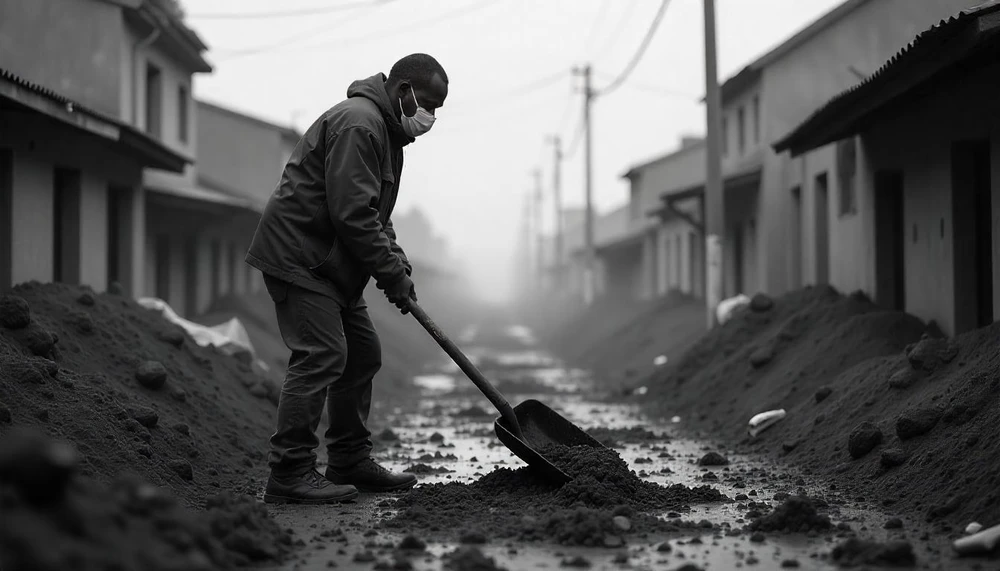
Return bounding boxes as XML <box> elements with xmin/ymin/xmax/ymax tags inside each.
<box><xmin>0</xmin><ymin>67</ymin><xmax>190</xmax><ymax>172</ymax></box>
<box><xmin>652</xmin><ymin>164</ymin><xmax>762</xmax><ymax>212</ymax></box>
<box><xmin>147</xmin><ymin>182</ymin><xmax>262</xmax><ymax>214</ymax></box>
<box><xmin>773</xmin><ymin>1</ymin><xmax>1000</xmax><ymax>156</ymax></box>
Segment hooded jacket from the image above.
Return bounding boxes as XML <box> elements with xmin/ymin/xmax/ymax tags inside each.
<box><xmin>246</xmin><ymin>74</ymin><xmax>412</xmax><ymax>303</ymax></box>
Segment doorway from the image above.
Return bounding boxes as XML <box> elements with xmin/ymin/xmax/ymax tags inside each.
<box><xmin>790</xmin><ymin>186</ymin><xmax>802</xmax><ymax>289</ymax></box>
<box><xmin>951</xmin><ymin>140</ymin><xmax>994</xmax><ymax>332</ymax></box>
<box><xmin>874</xmin><ymin>171</ymin><xmax>906</xmax><ymax>311</ymax></box>
<box><xmin>814</xmin><ymin>172</ymin><xmax>830</xmax><ymax>285</ymax></box>
<box><xmin>53</xmin><ymin>168</ymin><xmax>81</xmax><ymax>284</ymax></box>
<box><xmin>1</xmin><ymin>149</ymin><xmax>11</xmax><ymax>290</ymax></box>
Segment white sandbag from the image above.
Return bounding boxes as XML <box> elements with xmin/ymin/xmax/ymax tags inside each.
<box><xmin>138</xmin><ymin>297</ymin><xmax>256</xmax><ymax>357</ymax></box>
<box><xmin>954</xmin><ymin>523</ymin><xmax>1000</xmax><ymax>556</ymax></box>
<box><xmin>748</xmin><ymin>409</ymin><xmax>786</xmax><ymax>437</ymax></box>
<box><xmin>716</xmin><ymin>294</ymin><xmax>751</xmax><ymax>325</ymax></box>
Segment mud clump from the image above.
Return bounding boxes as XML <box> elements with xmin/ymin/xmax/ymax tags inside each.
<box><xmin>698</xmin><ymin>452</ymin><xmax>729</xmax><ymax>466</ymax></box>
<box><xmin>444</xmin><ymin>546</ymin><xmax>507</xmax><ymax>571</ymax></box>
<box><xmin>895</xmin><ymin>406</ymin><xmax>942</xmax><ymax>440</ymax></box>
<box><xmin>880</xmin><ymin>448</ymin><xmax>907</xmax><ymax>468</ymax></box>
<box><xmin>405</xmin><ymin>463</ymin><xmax>454</xmax><ymax>475</ymax></box>
<box><xmin>905</xmin><ymin>335</ymin><xmax>957</xmax><ymax>372</ymax></box>
<box><xmin>848</xmin><ymin>421</ymin><xmax>882</xmax><ymax>459</ymax></box>
<box><xmin>748</xmin><ymin>496</ymin><xmax>831</xmax><ymax>533</ymax></box>
<box><xmin>135</xmin><ymin>361</ymin><xmax>168</xmax><ymax>390</ymax></box>
<box><xmin>388</xmin><ymin>445</ymin><xmax>724</xmax><ymax>545</ymax></box>
<box><xmin>0</xmin><ymin>295</ymin><xmax>32</xmax><ymax>329</ymax></box>
<box><xmin>831</xmin><ymin>538</ymin><xmax>916</xmax><ymax>567</ymax></box>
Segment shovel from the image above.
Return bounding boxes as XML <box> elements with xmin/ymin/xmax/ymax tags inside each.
<box><xmin>408</xmin><ymin>301</ymin><xmax>605</xmax><ymax>485</ymax></box>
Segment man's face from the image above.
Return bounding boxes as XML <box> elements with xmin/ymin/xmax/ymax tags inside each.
<box><xmin>400</xmin><ymin>73</ymin><xmax>448</xmax><ymax>118</ymax></box>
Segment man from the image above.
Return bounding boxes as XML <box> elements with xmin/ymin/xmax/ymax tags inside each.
<box><xmin>246</xmin><ymin>54</ymin><xmax>448</xmax><ymax>504</ymax></box>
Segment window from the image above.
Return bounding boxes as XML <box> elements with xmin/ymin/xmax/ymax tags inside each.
<box><xmin>721</xmin><ymin>116</ymin><xmax>728</xmax><ymax>156</ymax></box>
<box><xmin>737</xmin><ymin>105</ymin><xmax>746</xmax><ymax>155</ymax></box>
<box><xmin>145</xmin><ymin>63</ymin><xmax>162</xmax><ymax>137</ymax></box>
<box><xmin>177</xmin><ymin>85</ymin><xmax>189</xmax><ymax>143</ymax></box>
<box><xmin>837</xmin><ymin>138</ymin><xmax>857</xmax><ymax>215</ymax></box>
<box><xmin>752</xmin><ymin>95</ymin><xmax>760</xmax><ymax>143</ymax></box>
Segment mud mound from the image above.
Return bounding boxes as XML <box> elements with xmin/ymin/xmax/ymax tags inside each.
<box><xmin>644</xmin><ymin>284</ymin><xmax>1000</xmax><ymax>528</ymax></box>
<box><xmin>748</xmin><ymin>496</ymin><xmax>831</xmax><ymax>533</ymax></box>
<box><xmin>831</xmin><ymin>538</ymin><xmax>916</xmax><ymax>567</ymax></box>
<box><xmin>0</xmin><ymin>284</ymin><xmax>277</xmax><ymax>506</ymax></box>
<box><xmin>386</xmin><ymin>445</ymin><xmax>724</xmax><ymax>544</ymax></box>
<box><xmin>0</xmin><ymin>428</ymin><xmax>291</xmax><ymax>570</ymax></box>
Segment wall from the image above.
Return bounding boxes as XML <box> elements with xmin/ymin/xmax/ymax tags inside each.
<box><xmin>759</xmin><ymin>0</ymin><xmax>982</xmax><ymax>296</ymax></box>
<box><xmin>79</xmin><ymin>173</ymin><xmax>109</xmax><ymax>291</ymax></box>
<box><xmin>196</xmin><ymin>102</ymin><xmax>289</xmax><ymax>203</ymax></box>
<box><xmin>861</xmin><ymin>61</ymin><xmax>1000</xmax><ymax>334</ymax></box>
<box><xmin>0</xmin><ymin>0</ymin><xmax>123</xmax><ymax>117</ymax></box>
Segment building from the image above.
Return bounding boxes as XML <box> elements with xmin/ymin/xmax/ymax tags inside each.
<box><xmin>774</xmin><ymin>0</ymin><xmax>1000</xmax><ymax>336</ymax></box>
<box><xmin>0</xmin><ymin>0</ymin><xmax>192</xmax><ymax>294</ymax></box>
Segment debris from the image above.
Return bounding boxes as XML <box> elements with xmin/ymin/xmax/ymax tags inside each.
<box><xmin>717</xmin><ymin>294</ymin><xmax>751</xmax><ymax>325</ymax></box>
<box><xmin>748</xmin><ymin>409</ymin><xmax>786</xmax><ymax>437</ymax></box>
<box><xmin>443</xmin><ymin>546</ymin><xmax>507</xmax><ymax>571</ymax></box>
<box><xmin>953</xmin><ymin>523</ymin><xmax>1000</xmax><ymax>556</ymax></box>
<box><xmin>884</xmin><ymin>517</ymin><xmax>903</xmax><ymax>529</ymax></box>
<box><xmin>633</xmin><ymin>386</ymin><xmax>649</xmax><ymax>396</ymax></box>
<box><xmin>895</xmin><ymin>406</ymin><xmax>942</xmax><ymax>440</ymax></box>
<box><xmin>698</xmin><ymin>452</ymin><xmax>729</xmax><ymax>466</ymax></box>
<box><xmin>906</xmin><ymin>335</ymin><xmax>957</xmax><ymax>372</ymax></box>
<box><xmin>749</xmin><ymin>345</ymin><xmax>775</xmax><ymax>368</ymax></box>
<box><xmin>814</xmin><ymin>386</ymin><xmax>833</xmax><ymax>403</ymax></box>
<box><xmin>848</xmin><ymin>421</ymin><xmax>882</xmax><ymax>459</ymax></box>
<box><xmin>0</xmin><ymin>294</ymin><xmax>31</xmax><ymax>329</ymax></box>
<box><xmin>831</xmin><ymin>538</ymin><xmax>916</xmax><ymax>567</ymax></box>
<box><xmin>965</xmin><ymin>522</ymin><xmax>983</xmax><ymax>535</ymax></box>
<box><xmin>880</xmin><ymin>448</ymin><xmax>907</xmax><ymax>468</ymax></box>
<box><xmin>135</xmin><ymin>361</ymin><xmax>167</xmax><ymax>390</ymax></box>
<box><xmin>612</xmin><ymin>515</ymin><xmax>631</xmax><ymax>531</ymax></box>
<box><xmin>748</xmin><ymin>496</ymin><xmax>831</xmax><ymax>533</ymax></box>
<box><xmin>397</xmin><ymin>535</ymin><xmax>426</xmax><ymax>551</ymax></box>
<box><xmin>654</xmin><ymin>355</ymin><xmax>668</xmax><ymax>366</ymax></box>
<box><xmin>671</xmin><ymin>416</ymin><xmax>681</xmax><ymax>424</ymax></box>
<box><xmin>404</xmin><ymin>463</ymin><xmax>453</xmax><ymax>475</ymax></box>
<box><xmin>130</xmin><ymin>406</ymin><xmax>159</xmax><ymax>429</ymax></box>
<box><xmin>429</xmin><ymin>432</ymin><xmax>446</xmax><ymax>444</ymax></box>
<box><xmin>167</xmin><ymin>459</ymin><xmax>194</xmax><ymax>481</ymax></box>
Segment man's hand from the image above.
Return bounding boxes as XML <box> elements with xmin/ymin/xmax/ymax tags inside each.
<box><xmin>385</xmin><ymin>275</ymin><xmax>417</xmax><ymax>314</ymax></box>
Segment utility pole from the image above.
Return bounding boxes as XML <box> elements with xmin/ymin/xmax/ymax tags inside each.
<box><xmin>572</xmin><ymin>64</ymin><xmax>595</xmax><ymax>305</ymax></box>
<box><xmin>533</xmin><ymin>168</ymin><xmax>544</xmax><ymax>290</ymax></box>
<box><xmin>703</xmin><ymin>0</ymin><xmax>724</xmax><ymax>328</ymax></box>
<box><xmin>547</xmin><ymin>135</ymin><xmax>564</xmax><ymax>287</ymax></box>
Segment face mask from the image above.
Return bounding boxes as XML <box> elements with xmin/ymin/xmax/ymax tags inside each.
<box><xmin>399</xmin><ymin>87</ymin><xmax>435</xmax><ymax>138</ymax></box>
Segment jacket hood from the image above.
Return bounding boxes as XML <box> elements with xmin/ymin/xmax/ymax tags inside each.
<box><xmin>346</xmin><ymin>73</ymin><xmax>414</xmax><ymax>147</ymax></box>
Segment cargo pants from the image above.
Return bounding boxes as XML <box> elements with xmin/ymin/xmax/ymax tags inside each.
<box><xmin>263</xmin><ymin>275</ymin><xmax>380</xmax><ymax>476</ymax></box>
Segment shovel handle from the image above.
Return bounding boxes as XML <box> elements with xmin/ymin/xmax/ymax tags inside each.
<box><xmin>407</xmin><ymin>301</ymin><xmax>523</xmax><ymax>438</ymax></box>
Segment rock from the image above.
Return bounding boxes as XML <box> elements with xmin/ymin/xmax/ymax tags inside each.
<box><xmin>749</xmin><ymin>346</ymin><xmax>775</xmax><ymax>368</ymax></box>
<box><xmin>106</xmin><ymin>281</ymin><xmax>125</xmax><ymax>296</ymax></box>
<box><xmin>848</xmin><ymin>421</ymin><xmax>882</xmax><ymax>459</ymax></box>
<box><xmin>896</xmin><ymin>406</ymin><xmax>942</xmax><ymax>439</ymax></box>
<box><xmin>76</xmin><ymin>292</ymin><xmax>95</xmax><ymax>306</ymax></box>
<box><xmin>398</xmin><ymin>535</ymin><xmax>426</xmax><ymax>551</ymax></box>
<box><xmin>130</xmin><ymin>406</ymin><xmax>159</xmax><ymax>429</ymax></box>
<box><xmin>888</xmin><ymin>367</ymin><xmax>922</xmax><ymax>390</ymax></box>
<box><xmin>884</xmin><ymin>517</ymin><xmax>904</xmax><ymax>529</ymax></box>
<box><xmin>0</xmin><ymin>427</ymin><xmax>79</xmax><ymax>504</ymax></box>
<box><xmin>136</xmin><ymin>361</ymin><xmax>167</xmax><ymax>390</ymax></box>
<box><xmin>782</xmin><ymin>440</ymin><xmax>800</xmax><ymax>453</ymax></box>
<box><xmin>136</xmin><ymin>445</ymin><xmax>153</xmax><ymax>458</ymax></box>
<box><xmin>70</xmin><ymin>311</ymin><xmax>94</xmax><ymax>334</ymax></box>
<box><xmin>17</xmin><ymin>324</ymin><xmax>57</xmax><ymax>357</ymax></box>
<box><xmin>168</xmin><ymin>459</ymin><xmax>194</xmax><ymax>481</ymax></box>
<box><xmin>170</xmin><ymin>387</ymin><xmax>188</xmax><ymax>402</ymax></box>
<box><xmin>248</xmin><ymin>382</ymin><xmax>270</xmax><ymax>399</ymax></box>
<box><xmin>158</xmin><ymin>328</ymin><xmax>186</xmax><ymax>347</ymax></box>
<box><xmin>906</xmin><ymin>335</ymin><xmax>957</xmax><ymax>372</ymax></box>
<box><xmin>929</xmin><ymin>496</ymin><xmax>963</xmax><ymax>519</ymax></box>
<box><xmin>656</xmin><ymin>542</ymin><xmax>672</xmax><ymax>552</ymax></box>
<box><xmin>459</xmin><ymin>530</ymin><xmax>487</xmax><ymax>544</ymax></box>
<box><xmin>880</xmin><ymin>448</ymin><xmax>907</xmax><ymax>468</ymax></box>
<box><xmin>750</xmin><ymin>532</ymin><xmax>765</xmax><ymax>543</ymax></box>
<box><xmin>814</xmin><ymin>386</ymin><xmax>833</xmax><ymax>403</ymax></box>
<box><xmin>173</xmin><ymin>423</ymin><xmax>190</xmax><ymax>436</ymax></box>
<box><xmin>698</xmin><ymin>452</ymin><xmax>729</xmax><ymax>466</ymax></box>
<box><xmin>0</xmin><ymin>295</ymin><xmax>31</xmax><ymax>329</ymax></box>
<box><xmin>781</xmin><ymin>560</ymin><xmax>800</xmax><ymax>568</ymax></box>
<box><xmin>612</xmin><ymin>515</ymin><xmax>631</xmax><ymax>531</ymax></box>
<box><xmin>377</xmin><ymin>428</ymin><xmax>399</xmax><ymax>441</ymax></box>
<box><xmin>429</xmin><ymin>432</ymin><xmax>445</xmax><ymax>443</ymax></box>
<box><xmin>750</xmin><ymin>293</ymin><xmax>774</xmax><ymax>312</ymax></box>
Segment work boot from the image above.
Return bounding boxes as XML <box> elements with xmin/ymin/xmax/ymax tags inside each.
<box><xmin>325</xmin><ymin>458</ymin><xmax>417</xmax><ymax>493</ymax></box>
<box><xmin>263</xmin><ymin>469</ymin><xmax>359</xmax><ymax>504</ymax></box>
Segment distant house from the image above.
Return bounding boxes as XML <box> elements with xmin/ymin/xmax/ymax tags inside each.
<box><xmin>774</xmin><ymin>1</ymin><xmax>1000</xmax><ymax>335</ymax></box>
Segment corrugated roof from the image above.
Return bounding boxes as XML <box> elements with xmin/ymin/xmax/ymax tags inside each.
<box><xmin>147</xmin><ymin>182</ymin><xmax>262</xmax><ymax>213</ymax></box>
<box><xmin>0</xmin><ymin>67</ymin><xmax>190</xmax><ymax>172</ymax></box>
<box><xmin>773</xmin><ymin>0</ymin><xmax>1000</xmax><ymax>154</ymax></box>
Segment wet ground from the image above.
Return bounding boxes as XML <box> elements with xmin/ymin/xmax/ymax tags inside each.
<box><xmin>253</xmin><ymin>342</ymin><xmax>985</xmax><ymax>571</ymax></box>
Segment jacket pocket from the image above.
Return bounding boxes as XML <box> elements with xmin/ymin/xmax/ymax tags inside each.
<box><xmin>307</xmin><ymin>236</ymin><xmax>339</xmax><ymax>272</ymax></box>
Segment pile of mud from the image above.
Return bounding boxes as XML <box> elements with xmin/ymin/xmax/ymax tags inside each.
<box><xmin>748</xmin><ymin>496</ymin><xmax>831</xmax><ymax>533</ymax></box>
<box><xmin>0</xmin><ymin>284</ymin><xmax>277</xmax><ymax>506</ymax></box>
<box><xmin>544</xmin><ymin>292</ymin><xmax>705</xmax><ymax>387</ymax></box>
<box><xmin>0</xmin><ymin>427</ymin><xmax>291</xmax><ymax>570</ymax></box>
<box><xmin>644</xmin><ymin>285</ymin><xmax>1000</xmax><ymax>529</ymax></box>
<box><xmin>387</xmin><ymin>444</ymin><xmax>725</xmax><ymax>545</ymax></box>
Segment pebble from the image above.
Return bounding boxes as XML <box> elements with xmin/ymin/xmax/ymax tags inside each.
<box><xmin>167</xmin><ymin>459</ymin><xmax>194</xmax><ymax>481</ymax></box>
<box><xmin>397</xmin><ymin>535</ymin><xmax>426</xmax><ymax>551</ymax></box>
<box><xmin>76</xmin><ymin>292</ymin><xmax>95</xmax><ymax>306</ymax></box>
<box><xmin>848</xmin><ymin>421</ymin><xmax>882</xmax><ymax>458</ymax></box>
<box><xmin>0</xmin><ymin>295</ymin><xmax>31</xmax><ymax>329</ymax></box>
<box><xmin>814</xmin><ymin>386</ymin><xmax>833</xmax><ymax>402</ymax></box>
<box><xmin>698</xmin><ymin>452</ymin><xmax>729</xmax><ymax>466</ymax></box>
<box><xmin>896</xmin><ymin>406</ymin><xmax>942</xmax><ymax>439</ymax></box>
<box><xmin>612</xmin><ymin>515</ymin><xmax>631</xmax><ymax>531</ymax></box>
<box><xmin>130</xmin><ymin>406</ymin><xmax>159</xmax><ymax>429</ymax></box>
<box><xmin>880</xmin><ymin>448</ymin><xmax>907</xmax><ymax>468</ymax></box>
<box><xmin>135</xmin><ymin>361</ymin><xmax>167</xmax><ymax>390</ymax></box>
<box><xmin>750</xmin><ymin>532</ymin><xmax>765</xmax><ymax>543</ymax></box>
<box><xmin>884</xmin><ymin>517</ymin><xmax>903</xmax><ymax>529</ymax></box>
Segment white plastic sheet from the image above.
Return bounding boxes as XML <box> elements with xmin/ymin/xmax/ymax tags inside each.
<box><xmin>716</xmin><ymin>294</ymin><xmax>751</xmax><ymax>325</ymax></box>
<box><xmin>137</xmin><ymin>297</ymin><xmax>256</xmax><ymax>358</ymax></box>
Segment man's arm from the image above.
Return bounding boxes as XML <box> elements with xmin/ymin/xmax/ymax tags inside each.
<box><xmin>324</xmin><ymin>126</ymin><xmax>408</xmax><ymax>289</ymax></box>
<box><xmin>384</xmin><ymin>219</ymin><xmax>412</xmax><ymax>276</ymax></box>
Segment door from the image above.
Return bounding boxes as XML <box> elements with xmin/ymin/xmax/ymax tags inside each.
<box><xmin>732</xmin><ymin>223</ymin><xmax>744</xmax><ymax>295</ymax></box>
<box><xmin>814</xmin><ymin>173</ymin><xmax>830</xmax><ymax>285</ymax></box>
<box><xmin>0</xmin><ymin>149</ymin><xmax>11</xmax><ymax>291</ymax></box>
<box><xmin>874</xmin><ymin>171</ymin><xmax>905</xmax><ymax>311</ymax></box>
<box><xmin>790</xmin><ymin>186</ymin><xmax>802</xmax><ymax>289</ymax></box>
<box><xmin>951</xmin><ymin>140</ymin><xmax>994</xmax><ymax>332</ymax></box>
<box><xmin>53</xmin><ymin>168</ymin><xmax>81</xmax><ymax>284</ymax></box>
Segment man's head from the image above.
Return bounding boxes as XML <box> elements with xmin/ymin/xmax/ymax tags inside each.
<box><xmin>386</xmin><ymin>54</ymin><xmax>448</xmax><ymax>137</ymax></box>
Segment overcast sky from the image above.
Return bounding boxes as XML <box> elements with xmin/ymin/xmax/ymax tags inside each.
<box><xmin>183</xmin><ymin>0</ymin><xmax>843</xmax><ymax>303</ymax></box>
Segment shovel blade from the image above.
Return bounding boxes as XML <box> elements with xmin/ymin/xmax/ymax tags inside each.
<box><xmin>494</xmin><ymin>399</ymin><xmax>606</xmax><ymax>485</ymax></box>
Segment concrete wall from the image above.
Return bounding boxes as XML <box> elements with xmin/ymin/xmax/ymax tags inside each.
<box><xmin>0</xmin><ymin>0</ymin><xmax>123</xmax><ymax>117</ymax></box>
<box><xmin>760</xmin><ymin>0</ymin><xmax>984</xmax><ymax>297</ymax></box>
<box><xmin>859</xmin><ymin>62</ymin><xmax>1000</xmax><ymax>335</ymax></box>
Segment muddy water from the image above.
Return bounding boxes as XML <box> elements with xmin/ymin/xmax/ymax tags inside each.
<box><xmin>256</xmin><ymin>332</ymin><xmax>977</xmax><ymax>571</ymax></box>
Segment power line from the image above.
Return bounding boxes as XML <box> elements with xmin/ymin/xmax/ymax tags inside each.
<box><xmin>188</xmin><ymin>0</ymin><xmax>387</xmax><ymax>20</ymax></box>
<box><xmin>594</xmin><ymin>0</ymin><xmax>672</xmax><ymax>97</ymax></box>
<box><xmin>592</xmin><ymin>71</ymin><xmax>695</xmax><ymax>99</ymax></box>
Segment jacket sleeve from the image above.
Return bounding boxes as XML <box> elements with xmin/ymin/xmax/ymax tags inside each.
<box><xmin>384</xmin><ymin>219</ymin><xmax>413</xmax><ymax>276</ymax></box>
<box><xmin>324</xmin><ymin>126</ymin><xmax>408</xmax><ymax>289</ymax></box>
